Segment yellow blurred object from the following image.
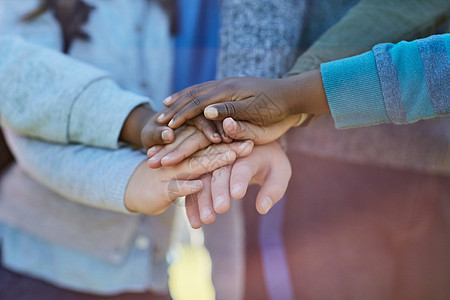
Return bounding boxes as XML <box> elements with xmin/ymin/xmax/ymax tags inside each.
<box><xmin>168</xmin><ymin>245</ymin><xmax>215</xmax><ymax>300</ymax></box>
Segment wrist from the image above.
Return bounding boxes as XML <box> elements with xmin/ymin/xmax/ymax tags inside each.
<box><xmin>120</xmin><ymin>105</ymin><xmax>155</xmax><ymax>147</ymax></box>
<box><xmin>283</xmin><ymin>70</ymin><xmax>330</xmax><ymax>115</ymax></box>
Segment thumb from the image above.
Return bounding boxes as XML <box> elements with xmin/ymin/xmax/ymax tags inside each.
<box><xmin>141</xmin><ymin>125</ymin><xmax>174</xmax><ymax>150</ymax></box>
<box><xmin>222</xmin><ymin>117</ymin><xmax>264</xmax><ymax>142</ymax></box>
<box><xmin>223</xmin><ymin>115</ymin><xmax>301</xmax><ymax>145</ymax></box>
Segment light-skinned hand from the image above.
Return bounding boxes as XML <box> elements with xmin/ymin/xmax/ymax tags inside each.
<box><xmin>147</xmin><ymin>124</ymin><xmax>246</xmax><ymax>169</ymax></box>
<box><xmin>125</xmin><ymin>144</ymin><xmax>240</xmax><ymax>215</ymax></box>
<box><xmin>185</xmin><ymin>142</ymin><xmax>292</xmax><ymax>229</ymax></box>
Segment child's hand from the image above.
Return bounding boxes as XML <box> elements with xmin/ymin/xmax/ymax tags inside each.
<box><xmin>121</xmin><ymin>105</ymin><xmax>230</xmax><ymax>150</ymax></box>
<box><xmin>185</xmin><ymin>115</ymin><xmax>232</xmax><ymax>144</ymax></box>
<box><xmin>141</xmin><ymin>113</ymin><xmax>227</xmax><ymax>150</ymax></box>
<box><xmin>120</xmin><ymin>105</ymin><xmax>174</xmax><ymax>149</ymax></box>
<box><xmin>185</xmin><ymin>142</ymin><xmax>291</xmax><ymax>229</ymax></box>
<box><xmin>124</xmin><ymin>146</ymin><xmax>239</xmax><ymax>215</ymax></box>
<box><xmin>157</xmin><ymin>70</ymin><xmax>329</xmax><ymax>129</ymax></box>
<box><xmin>146</xmin><ymin>124</ymin><xmax>212</xmax><ymax>168</ymax></box>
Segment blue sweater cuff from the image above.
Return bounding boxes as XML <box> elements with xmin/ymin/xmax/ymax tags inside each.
<box><xmin>321</xmin><ymin>51</ymin><xmax>390</xmax><ymax>129</ymax></box>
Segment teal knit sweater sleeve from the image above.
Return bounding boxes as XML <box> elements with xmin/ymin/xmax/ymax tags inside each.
<box><xmin>321</xmin><ymin>34</ymin><xmax>450</xmax><ymax>129</ymax></box>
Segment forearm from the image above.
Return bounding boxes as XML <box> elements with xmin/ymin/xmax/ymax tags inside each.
<box><xmin>3</xmin><ymin>129</ymin><xmax>145</xmax><ymax>213</ymax></box>
<box><xmin>283</xmin><ymin>70</ymin><xmax>330</xmax><ymax>116</ymax></box>
<box><xmin>119</xmin><ymin>105</ymin><xmax>156</xmax><ymax>147</ymax></box>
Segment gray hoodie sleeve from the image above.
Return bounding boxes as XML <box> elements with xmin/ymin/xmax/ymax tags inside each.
<box><xmin>3</xmin><ymin>128</ymin><xmax>146</xmax><ymax>213</ymax></box>
<box><xmin>0</xmin><ymin>36</ymin><xmax>150</xmax><ymax>149</ymax></box>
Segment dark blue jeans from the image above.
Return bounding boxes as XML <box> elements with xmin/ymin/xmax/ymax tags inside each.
<box><xmin>0</xmin><ymin>247</ymin><xmax>171</xmax><ymax>300</ymax></box>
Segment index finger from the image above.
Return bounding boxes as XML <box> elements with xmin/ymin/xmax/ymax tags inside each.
<box><xmin>163</xmin><ymin>81</ymin><xmax>215</xmax><ymax>107</ymax></box>
<box><xmin>157</xmin><ymin>81</ymin><xmax>216</xmax><ymax>124</ymax></box>
<box><xmin>174</xmin><ymin>149</ymin><xmax>237</xmax><ymax>177</ymax></box>
<box><xmin>166</xmin><ymin>89</ymin><xmax>234</xmax><ymax>129</ymax></box>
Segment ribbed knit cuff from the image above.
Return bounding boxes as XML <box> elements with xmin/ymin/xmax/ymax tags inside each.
<box><xmin>69</xmin><ymin>79</ymin><xmax>151</xmax><ymax>149</ymax></box>
<box><xmin>321</xmin><ymin>51</ymin><xmax>390</xmax><ymax>129</ymax></box>
<box><xmin>99</xmin><ymin>150</ymin><xmax>146</xmax><ymax>214</ymax></box>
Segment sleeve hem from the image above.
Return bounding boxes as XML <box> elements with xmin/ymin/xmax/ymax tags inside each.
<box><xmin>68</xmin><ymin>80</ymin><xmax>151</xmax><ymax>149</ymax></box>
<box><xmin>104</xmin><ymin>156</ymin><xmax>145</xmax><ymax>214</ymax></box>
<box><xmin>320</xmin><ymin>51</ymin><xmax>390</xmax><ymax>129</ymax></box>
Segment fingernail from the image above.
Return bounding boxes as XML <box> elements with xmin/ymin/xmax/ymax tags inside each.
<box><xmin>201</xmin><ymin>207</ymin><xmax>212</xmax><ymax>220</ymax></box>
<box><xmin>161</xmin><ymin>129</ymin><xmax>170</xmax><ymax>141</ymax></box>
<box><xmin>168</xmin><ymin>119</ymin><xmax>174</xmax><ymax>127</ymax></box>
<box><xmin>214</xmin><ymin>196</ymin><xmax>225</xmax><ymax>210</ymax></box>
<box><xmin>262</xmin><ymin>197</ymin><xmax>272</xmax><ymax>213</ymax></box>
<box><xmin>148</xmin><ymin>156</ymin><xmax>158</xmax><ymax>164</ymax></box>
<box><xmin>213</xmin><ymin>133</ymin><xmax>221</xmax><ymax>139</ymax></box>
<box><xmin>157</xmin><ymin>113</ymin><xmax>165</xmax><ymax>122</ymax></box>
<box><xmin>163</xmin><ymin>96</ymin><xmax>172</xmax><ymax>105</ymax></box>
<box><xmin>147</xmin><ymin>146</ymin><xmax>157</xmax><ymax>156</ymax></box>
<box><xmin>161</xmin><ymin>154</ymin><xmax>173</xmax><ymax>164</ymax></box>
<box><xmin>231</xmin><ymin>184</ymin><xmax>243</xmax><ymax>198</ymax></box>
<box><xmin>231</xmin><ymin>118</ymin><xmax>238</xmax><ymax>132</ymax></box>
<box><xmin>239</xmin><ymin>140</ymin><xmax>251</xmax><ymax>151</ymax></box>
<box><xmin>205</xmin><ymin>107</ymin><xmax>218</xmax><ymax>118</ymax></box>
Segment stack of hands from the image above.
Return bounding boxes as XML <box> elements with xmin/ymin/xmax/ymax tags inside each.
<box><xmin>125</xmin><ymin>72</ymin><xmax>328</xmax><ymax>228</ymax></box>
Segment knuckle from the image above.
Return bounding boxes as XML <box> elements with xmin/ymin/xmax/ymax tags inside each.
<box><xmin>189</xmin><ymin>131</ymin><xmax>205</xmax><ymax>143</ymax></box>
<box><xmin>224</xmin><ymin>103</ymin><xmax>236</xmax><ymax>117</ymax></box>
<box><xmin>212</xmin><ymin>168</ymin><xmax>223</xmax><ymax>181</ymax></box>
<box><xmin>218</xmin><ymin>79</ymin><xmax>235</xmax><ymax>93</ymax></box>
<box><xmin>193</xmin><ymin>116</ymin><xmax>205</xmax><ymax>128</ymax></box>
<box><xmin>188</xmin><ymin>157</ymin><xmax>200</xmax><ymax>171</ymax></box>
<box><xmin>201</xmin><ymin>117</ymin><xmax>212</xmax><ymax>126</ymax></box>
<box><xmin>184</xmin><ymin>102</ymin><xmax>203</xmax><ymax>116</ymax></box>
<box><xmin>186</xmin><ymin>89</ymin><xmax>197</xmax><ymax>100</ymax></box>
<box><xmin>223</xmin><ymin>77</ymin><xmax>236</xmax><ymax>86</ymax></box>
<box><xmin>203</xmin><ymin>119</ymin><xmax>216</xmax><ymax>130</ymax></box>
<box><xmin>192</xmin><ymin>97</ymin><xmax>201</xmax><ymax>107</ymax></box>
<box><xmin>198</xmin><ymin>122</ymin><xmax>210</xmax><ymax>133</ymax></box>
<box><xmin>222</xmin><ymin>82</ymin><xmax>235</xmax><ymax>93</ymax></box>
